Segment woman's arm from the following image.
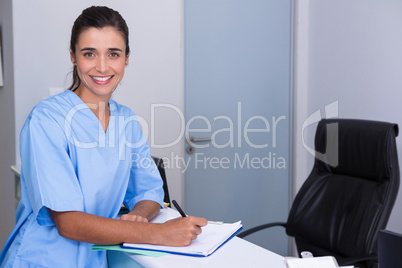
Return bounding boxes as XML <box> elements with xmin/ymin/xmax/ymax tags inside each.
<box><xmin>49</xmin><ymin>209</ymin><xmax>207</xmax><ymax>246</ymax></box>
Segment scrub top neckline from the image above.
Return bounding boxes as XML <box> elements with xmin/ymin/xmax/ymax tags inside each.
<box><xmin>65</xmin><ymin>89</ymin><xmax>114</xmax><ymax>134</ymax></box>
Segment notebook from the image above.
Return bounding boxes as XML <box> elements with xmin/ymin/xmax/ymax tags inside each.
<box><xmin>121</xmin><ymin>208</ymin><xmax>243</xmax><ymax>257</ymax></box>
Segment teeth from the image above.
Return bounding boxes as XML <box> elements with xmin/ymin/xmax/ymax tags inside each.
<box><xmin>91</xmin><ymin>76</ymin><xmax>112</xmax><ymax>82</ymax></box>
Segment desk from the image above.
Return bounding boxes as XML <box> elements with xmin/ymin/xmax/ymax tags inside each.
<box><xmin>107</xmin><ymin>237</ymin><xmax>286</xmax><ymax>268</ymax></box>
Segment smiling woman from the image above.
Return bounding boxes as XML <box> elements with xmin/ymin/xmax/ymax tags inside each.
<box><xmin>72</xmin><ymin>27</ymin><xmax>128</xmax><ymax>99</ymax></box>
<box><xmin>68</xmin><ymin>7</ymin><xmax>130</xmax><ymax>133</ymax></box>
<box><xmin>0</xmin><ymin>6</ymin><xmax>207</xmax><ymax>268</ymax></box>
<box><xmin>71</xmin><ymin>26</ymin><xmax>129</xmax><ymax>132</ymax></box>
<box><xmin>68</xmin><ymin>6</ymin><xmax>130</xmax><ymax>92</ymax></box>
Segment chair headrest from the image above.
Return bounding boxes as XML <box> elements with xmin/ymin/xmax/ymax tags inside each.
<box><xmin>315</xmin><ymin>119</ymin><xmax>399</xmax><ymax>182</ymax></box>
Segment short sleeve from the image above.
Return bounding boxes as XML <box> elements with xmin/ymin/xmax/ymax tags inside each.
<box><xmin>20</xmin><ymin>110</ymin><xmax>84</xmax><ymax>226</ymax></box>
<box><xmin>122</xmin><ymin>114</ymin><xmax>164</xmax><ymax>210</ymax></box>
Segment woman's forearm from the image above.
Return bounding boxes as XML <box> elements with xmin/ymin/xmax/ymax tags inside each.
<box><xmin>49</xmin><ymin>208</ymin><xmax>208</xmax><ymax>246</ymax></box>
<box><xmin>49</xmin><ymin>209</ymin><xmax>158</xmax><ymax>245</ymax></box>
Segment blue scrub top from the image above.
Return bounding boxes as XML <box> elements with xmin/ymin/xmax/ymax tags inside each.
<box><xmin>0</xmin><ymin>90</ymin><xmax>164</xmax><ymax>268</ymax></box>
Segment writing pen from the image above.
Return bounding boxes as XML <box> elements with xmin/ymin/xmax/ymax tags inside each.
<box><xmin>171</xmin><ymin>200</ymin><xmax>223</xmax><ymax>224</ymax></box>
<box><xmin>172</xmin><ymin>200</ymin><xmax>186</xmax><ymax>217</ymax></box>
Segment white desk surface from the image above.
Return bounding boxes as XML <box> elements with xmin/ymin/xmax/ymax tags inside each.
<box><xmin>108</xmin><ymin>236</ymin><xmax>286</xmax><ymax>268</ymax></box>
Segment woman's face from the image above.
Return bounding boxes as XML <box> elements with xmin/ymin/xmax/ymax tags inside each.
<box><xmin>71</xmin><ymin>26</ymin><xmax>129</xmax><ymax>99</ymax></box>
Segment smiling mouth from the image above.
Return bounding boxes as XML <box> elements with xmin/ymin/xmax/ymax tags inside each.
<box><xmin>90</xmin><ymin>75</ymin><xmax>114</xmax><ymax>82</ymax></box>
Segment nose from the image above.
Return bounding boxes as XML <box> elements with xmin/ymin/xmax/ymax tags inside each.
<box><xmin>96</xmin><ymin>56</ymin><xmax>109</xmax><ymax>73</ymax></box>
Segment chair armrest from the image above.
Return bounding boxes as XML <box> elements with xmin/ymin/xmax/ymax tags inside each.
<box><xmin>237</xmin><ymin>222</ymin><xmax>287</xmax><ymax>238</ymax></box>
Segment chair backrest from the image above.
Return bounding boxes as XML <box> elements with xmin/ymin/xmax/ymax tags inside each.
<box><xmin>286</xmin><ymin>119</ymin><xmax>399</xmax><ymax>260</ymax></box>
<box><xmin>152</xmin><ymin>156</ymin><xmax>171</xmax><ymax>206</ymax></box>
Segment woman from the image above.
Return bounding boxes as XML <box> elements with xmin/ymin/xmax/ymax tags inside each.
<box><xmin>0</xmin><ymin>6</ymin><xmax>206</xmax><ymax>268</ymax></box>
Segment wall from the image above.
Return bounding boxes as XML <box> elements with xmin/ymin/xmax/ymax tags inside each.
<box><xmin>295</xmin><ymin>0</ymin><xmax>402</xmax><ymax>233</ymax></box>
<box><xmin>0</xmin><ymin>0</ymin><xmax>184</xmax><ymax>249</ymax></box>
<box><xmin>0</xmin><ymin>0</ymin><xmax>16</xmax><ymax>250</ymax></box>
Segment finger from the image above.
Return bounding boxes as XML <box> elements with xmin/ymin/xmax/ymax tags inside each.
<box><xmin>194</xmin><ymin>226</ymin><xmax>202</xmax><ymax>235</ymax></box>
<box><xmin>193</xmin><ymin>217</ymin><xmax>208</xmax><ymax>227</ymax></box>
<box><xmin>133</xmin><ymin>216</ymin><xmax>147</xmax><ymax>223</ymax></box>
<box><xmin>122</xmin><ymin>214</ymin><xmax>136</xmax><ymax>221</ymax></box>
<box><xmin>191</xmin><ymin>232</ymin><xmax>198</xmax><ymax>240</ymax></box>
<box><xmin>120</xmin><ymin>214</ymin><xmax>129</xmax><ymax>221</ymax></box>
<box><xmin>121</xmin><ymin>214</ymin><xmax>148</xmax><ymax>223</ymax></box>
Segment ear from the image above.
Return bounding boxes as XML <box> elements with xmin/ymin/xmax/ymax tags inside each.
<box><xmin>125</xmin><ymin>54</ymin><xmax>130</xmax><ymax>66</ymax></box>
<box><xmin>70</xmin><ymin>49</ymin><xmax>76</xmax><ymax>65</ymax></box>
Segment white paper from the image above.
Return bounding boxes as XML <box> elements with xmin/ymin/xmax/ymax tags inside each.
<box><xmin>150</xmin><ymin>207</ymin><xmax>182</xmax><ymax>223</ymax></box>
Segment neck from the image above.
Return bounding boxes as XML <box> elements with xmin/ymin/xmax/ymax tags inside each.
<box><xmin>74</xmin><ymin>87</ymin><xmax>112</xmax><ymax>105</ymax></box>
<box><xmin>73</xmin><ymin>88</ymin><xmax>111</xmax><ymax>132</ymax></box>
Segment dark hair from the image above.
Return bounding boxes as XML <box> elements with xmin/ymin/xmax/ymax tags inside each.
<box><xmin>68</xmin><ymin>6</ymin><xmax>130</xmax><ymax>91</ymax></box>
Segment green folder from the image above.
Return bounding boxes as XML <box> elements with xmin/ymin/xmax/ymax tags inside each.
<box><xmin>91</xmin><ymin>244</ymin><xmax>168</xmax><ymax>258</ymax></box>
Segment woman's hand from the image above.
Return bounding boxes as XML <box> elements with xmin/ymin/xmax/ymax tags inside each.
<box><xmin>120</xmin><ymin>200</ymin><xmax>161</xmax><ymax>222</ymax></box>
<box><xmin>120</xmin><ymin>213</ymin><xmax>148</xmax><ymax>223</ymax></box>
<box><xmin>152</xmin><ymin>216</ymin><xmax>208</xmax><ymax>247</ymax></box>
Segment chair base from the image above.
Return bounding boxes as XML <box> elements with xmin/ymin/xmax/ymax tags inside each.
<box><xmin>295</xmin><ymin>238</ymin><xmax>378</xmax><ymax>268</ymax></box>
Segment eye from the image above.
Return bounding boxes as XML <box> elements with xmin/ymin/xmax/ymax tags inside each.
<box><xmin>84</xmin><ymin>52</ymin><xmax>95</xmax><ymax>58</ymax></box>
<box><xmin>109</xmin><ymin>52</ymin><xmax>120</xmax><ymax>58</ymax></box>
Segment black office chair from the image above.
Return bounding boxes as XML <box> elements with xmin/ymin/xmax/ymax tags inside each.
<box><xmin>120</xmin><ymin>156</ymin><xmax>171</xmax><ymax>214</ymax></box>
<box><xmin>152</xmin><ymin>156</ymin><xmax>171</xmax><ymax>207</ymax></box>
<box><xmin>238</xmin><ymin>119</ymin><xmax>400</xmax><ymax>268</ymax></box>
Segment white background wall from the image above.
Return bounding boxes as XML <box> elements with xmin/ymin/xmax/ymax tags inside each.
<box><xmin>294</xmin><ymin>0</ymin><xmax>402</xmax><ymax>233</ymax></box>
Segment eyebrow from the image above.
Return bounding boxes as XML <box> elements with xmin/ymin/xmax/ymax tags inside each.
<box><xmin>80</xmin><ymin>47</ymin><xmax>123</xmax><ymax>52</ymax></box>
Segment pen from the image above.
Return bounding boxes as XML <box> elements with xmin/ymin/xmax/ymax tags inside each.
<box><xmin>172</xmin><ymin>200</ymin><xmax>186</xmax><ymax>217</ymax></box>
<box><xmin>172</xmin><ymin>200</ymin><xmax>224</xmax><ymax>224</ymax></box>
